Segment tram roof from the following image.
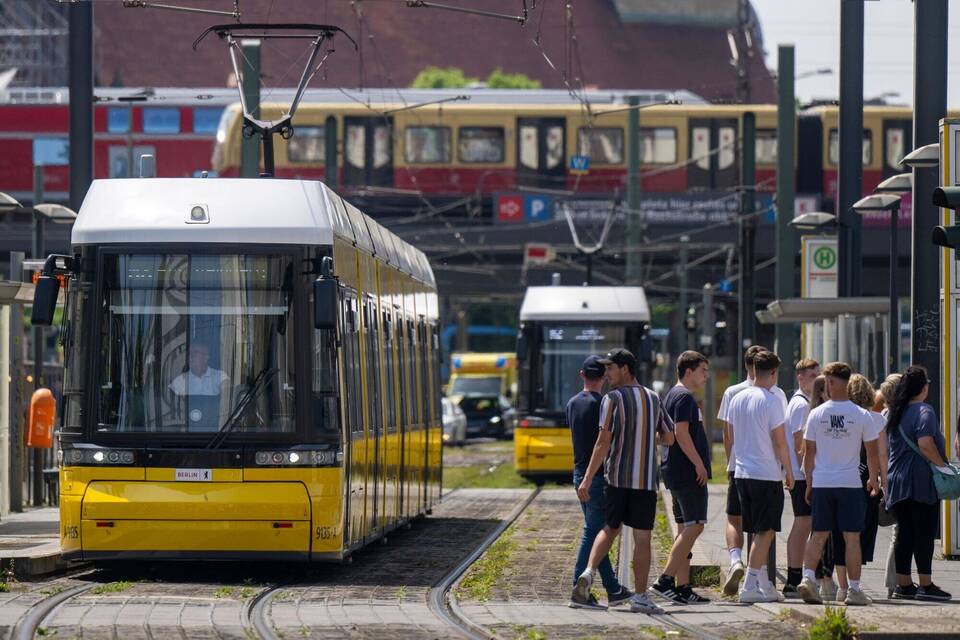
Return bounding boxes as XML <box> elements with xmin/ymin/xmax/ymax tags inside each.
<box><xmin>519</xmin><ymin>286</ymin><xmax>650</xmax><ymax>322</ymax></box>
<box><xmin>72</xmin><ymin>178</ymin><xmax>435</xmax><ymax>286</ymax></box>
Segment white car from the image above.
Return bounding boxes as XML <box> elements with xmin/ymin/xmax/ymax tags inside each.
<box><xmin>442</xmin><ymin>397</ymin><xmax>467</xmax><ymax>445</ymax></box>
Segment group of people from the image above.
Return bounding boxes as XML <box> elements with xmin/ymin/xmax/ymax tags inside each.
<box><xmin>566</xmin><ymin>344</ymin><xmax>953</xmax><ymax>614</ymax></box>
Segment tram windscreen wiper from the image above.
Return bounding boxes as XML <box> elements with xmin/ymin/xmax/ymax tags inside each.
<box><xmin>205</xmin><ymin>366</ymin><xmax>278</xmax><ymax>449</ymax></box>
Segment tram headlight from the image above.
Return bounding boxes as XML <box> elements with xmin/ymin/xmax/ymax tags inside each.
<box><xmin>120</xmin><ymin>451</ymin><xmax>135</xmax><ymax>464</ymax></box>
<box><xmin>288</xmin><ymin>452</ymin><xmax>301</xmax><ymax>464</ymax></box>
<box><xmin>271</xmin><ymin>452</ymin><xmax>285</xmax><ymax>464</ymax></box>
<box><xmin>93</xmin><ymin>451</ymin><xmax>105</xmax><ymax>463</ymax></box>
<box><xmin>68</xmin><ymin>449</ymin><xmax>83</xmax><ymax>464</ymax></box>
<box><xmin>107</xmin><ymin>451</ymin><xmax>120</xmax><ymax>463</ymax></box>
<box><xmin>255</xmin><ymin>451</ymin><xmax>270</xmax><ymax>465</ymax></box>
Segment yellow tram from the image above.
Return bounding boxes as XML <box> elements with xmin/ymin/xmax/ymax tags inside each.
<box><xmin>33</xmin><ymin>177</ymin><xmax>442</xmax><ymax>562</ymax></box>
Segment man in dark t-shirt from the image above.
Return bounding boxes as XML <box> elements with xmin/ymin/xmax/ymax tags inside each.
<box><xmin>650</xmin><ymin>350</ymin><xmax>712</xmax><ymax>605</ymax></box>
<box><xmin>566</xmin><ymin>355</ymin><xmax>630</xmax><ymax>609</ymax></box>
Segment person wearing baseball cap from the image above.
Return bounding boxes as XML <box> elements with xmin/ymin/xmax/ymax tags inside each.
<box><xmin>567</xmin><ymin>355</ymin><xmax>631</xmax><ymax>609</ymax></box>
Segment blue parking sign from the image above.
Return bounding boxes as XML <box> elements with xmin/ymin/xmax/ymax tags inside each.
<box><xmin>524</xmin><ymin>195</ymin><xmax>553</xmax><ymax>221</ymax></box>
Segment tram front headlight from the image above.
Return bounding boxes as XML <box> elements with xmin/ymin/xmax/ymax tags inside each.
<box><xmin>271</xmin><ymin>452</ymin><xmax>285</xmax><ymax>464</ymax></box>
<box><xmin>312</xmin><ymin>450</ymin><xmax>338</xmax><ymax>466</ymax></box>
<box><xmin>288</xmin><ymin>452</ymin><xmax>301</xmax><ymax>464</ymax></box>
<box><xmin>68</xmin><ymin>449</ymin><xmax>83</xmax><ymax>464</ymax></box>
<box><xmin>120</xmin><ymin>451</ymin><xmax>135</xmax><ymax>464</ymax></box>
<box><xmin>92</xmin><ymin>451</ymin><xmax>105</xmax><ymax>463</ymax></box>
<box><xmin>255</xmin><ymin>451</ymin><xmax>270</xmax><ymax>465</ymax></box>
<box><xmin>107</xmin><ymin>451</ymin><xmax>120</xmax><ymax>463</ymax></box>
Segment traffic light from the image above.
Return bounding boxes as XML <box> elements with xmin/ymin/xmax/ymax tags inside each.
<box><xmin>932</xmin><ymin>187</ymin><xmax>960</xmax><ymax>248</ymax></box>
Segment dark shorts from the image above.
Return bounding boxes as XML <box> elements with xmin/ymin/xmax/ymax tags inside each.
<box><xmin>604</xmin><ymin>485</ymin><xmax>657</xmax><ymax>531</ymax></box>
<box><xmin>735</xmin><ymin>478</ymin><xmax>784</xmax><ymax>533</ymax></box>
<box><xmin>811</xmin><ymin>487</ymin><xmax>866</xmax><ymax>533</ymax></box>
<box><xmin>671</xmin><ymin>485</ymin><xmax>709</xmax><ymax>525</ymax></box>
<box><xmin>790</xmin><ymin>479</ymin><xmax>812</xmax><ymax>518</ymax></box>
<box><xmin>726</xmin><ymin>471</ymin><xmax>742</xmax><ymax>517</ymax></box>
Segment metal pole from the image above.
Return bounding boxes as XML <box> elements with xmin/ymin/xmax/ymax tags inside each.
<box><xmin>889</xmin><ymin>204</ymin><xmax>899</xmax><ymax>374</ymax></box>
<box><xmin>679</xmin><ymin>235</ymin><xmax>689</xmax><ymax>354</ymax></box>
<box><xmin>912</xmin><ymin>0</ymin><xmax>947</xmax><ymax>414</ymax></box>
<box><xmin>586</xmin><ymin>253</ymin><xmax>592</xmax><ymax>286</ymax></box>
<box><xmin>775</xmin><ymin>45</ymin><xmax>797</xmax><ymax>379</ymax></box>
<box><xmin>31</xmin><ymin>168</ymin><xmax>44</xmax><ymax>507</ymax></box>
<box><xmin>738</xmin><ymin>112</ymin><xmax>756</xmax><ymax>376</ymax></box>
<box><xmin>701</xmin><ymin>284</ymin><xmax>715</xmax><ymax>440</ymax></box>
<box><xmin>324</xmin><ymin>115</ymin><xmax>338</xmax><ymax>188</ymax></box>
<box><xmin>8</xmin><ymin>252</ymin><xmax>24</xmax><ymax>512</ymax></box>
<box><xmin>625</xmin><ymin>95</ymin><xmax>642</xmax><ymax>284</ymax></box>
<box><xmin>68</xmin><ymin>2</ymin><xmax>93</xmax><ymax>211</ymax></box>
<box><xmin>837</xmin><ymin>0</ymin><xmax>864</xmax><ymax>297</ymax></box>
<box><xmin>240</xmin><ymin>39</ymin><xmax>261</xmax><ymax>178</ymax></box>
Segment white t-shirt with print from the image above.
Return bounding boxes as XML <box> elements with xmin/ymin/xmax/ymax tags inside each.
<box><xmin>785</xmin><ymin>390</ymin><xmax>809</xmax><ymax>478</ymax></box>
<box><xmin>719</xmin><ymin>379</ymin><xmax>788</xmax><ymax>472</ymax></box>
<box><xmin>729</xmin><ymin>385</ymin><xmax>787</xmax><ymax>482</ymax></box>
<box><xmin>803</xmin><ymin>399</ymin><xmax>878</xmax><ymax>488</ymax></box>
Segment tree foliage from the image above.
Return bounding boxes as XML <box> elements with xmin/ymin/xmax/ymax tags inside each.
<box><xmin>410</xmin><ymin>66</ymin><xmax>542</xmax><ymax>89</ymax></box>
<box><xmin>485</xmin><ymin>68</ymin><xmax>542</xmax><ymax>89</ymax></box>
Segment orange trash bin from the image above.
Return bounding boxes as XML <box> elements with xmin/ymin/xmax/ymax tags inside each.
<box><xmin>27</xmin><ymin>388</ymin><xmax>56</xmax><ymax>448</ymax></box>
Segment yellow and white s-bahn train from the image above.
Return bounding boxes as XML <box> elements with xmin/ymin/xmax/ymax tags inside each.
<box><xmin>34</xmin><ymin>177</ymin><xmax>442</xmax><ymax>562</ymax></box>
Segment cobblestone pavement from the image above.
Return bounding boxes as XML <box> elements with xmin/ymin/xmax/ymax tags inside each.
<box><xmin>1</xmin><ymin>489</ymin><xmax>531</xmax><ymax>640</ymax></box>
<box><xmin>457</xmin><ymin>488</ymin><xmax>809</xmax><ymax>640</ymax></box>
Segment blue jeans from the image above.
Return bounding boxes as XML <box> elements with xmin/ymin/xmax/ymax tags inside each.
<box><xmin>573</xmin><ymin>472</ymin><xmax>622</xmax><ymax>594</ymax></box>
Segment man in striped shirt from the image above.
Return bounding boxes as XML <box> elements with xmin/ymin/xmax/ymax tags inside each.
<box><xmin>571</xmin><ymin>348</ymin><xmax>676</xmax><ymax>614</ymax></box>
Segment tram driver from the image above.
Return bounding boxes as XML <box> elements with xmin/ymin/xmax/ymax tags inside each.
<box><xmin>168</xmin><ymin>341</ymin><xmax>231</xmax><ymax>430</ymax></box>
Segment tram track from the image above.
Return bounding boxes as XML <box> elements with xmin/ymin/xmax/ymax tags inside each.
<box><xmin>11</xmin><ymin>583</ymin><xmax>94</xmax><ymax>640</ymax></box>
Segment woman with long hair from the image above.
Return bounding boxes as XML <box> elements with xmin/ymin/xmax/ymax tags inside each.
<box><xmin>885</xmin><ymin>366</ymin><xmax>952</xmax><ymax>600</ymax></box>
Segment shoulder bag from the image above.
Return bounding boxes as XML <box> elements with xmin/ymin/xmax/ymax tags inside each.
<box><xmin>898</xmin><ymin>422</ymin><xmax>960</xmax><ymax>501</ymax></box>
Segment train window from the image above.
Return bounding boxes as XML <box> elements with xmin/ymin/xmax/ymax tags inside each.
<box><xmin>718</xmin><ymin>126</ymin><xmax>736</xmax><ymax>170</ymax></box>
<box><xmin>346</xmin><ymin>124</ymin><xmax>365</xmax><ymax>168</ymax></box>
<box><xmin>756</xmin><ymin>130</ymin><xmax>777</xmax><ymax>165</ymax></box>
<box><xmin>373</xmin><ymin>125</ymin><xmax>392</xmax><ymax>169</ymax></box>
<box><xmin>107</xmin><ymin>107</ymin><xmax>131</xmax><ymax>134</ymax></box>
<box><xmin>142</xmin><ymin>107</ymin><xmax>181</xmax><ymax>134</ymax></box>
<box><xmin>193</xmin><ymin>107</ymin><xmax>224</xmax><ymax>135</ymax></box>
<box><xmin>545</xmin><ymin>125</ymin><xmax>564</xmax><ymax>169</ymax></box>
<box><xmin>641</xmin><ymin>127</ymin><xmax>677</xmax><ymax>164</ymax></box>
<box><xmin>458</xmin><ymin>127</ymin><xmax>505</xmax><ymax>163</ymax></box>
<box><xmin>577</xmin><ymin>127</ymin><xmax>624</xmax><ymax>165</ymax></box>
<box><xmin>288</xmin><ymin>127</ymin><xmax>326</xmax><ymax>163</ymax></box>
<box><xmin>33</xmin><ymin>137</ymin><xmax>69</xmax><ymax>166</ymax></box>
<box><xmin>828</xmin><ymin>128</ymin><xmax>872</xmax><ymax>166</ymax></box>
<box><xmin>690</xmin><ymin>126</ymin><xmax>710</xmax><ymax>169</ymax></box>
<box><xmin>404</xmin><ymin>126</ymin><xmax>451</xmax><ymax>163</ymax></box>
<box><xmin>519</xmin><ymin>125</ymin><xmax>538</xmax><ymax>169</ymax></box>
<box><xmin>886</xmin><ymin>127</ymin><xmax>906</xmax><ymax>170</ymax></box>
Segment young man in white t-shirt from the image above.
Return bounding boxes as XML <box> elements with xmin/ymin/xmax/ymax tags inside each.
<box><xmin>727</xmin><ymin>351</ymin><xmax>795</xmax><ymax>603</ymax></box>
<box><xmin>797</xmin><ymin>362</ymin><xmax>881</xmax><ymax>607</ymax></box>
<box><xmin>716</xmin><ymin>345</ymin><xmax>788</xmax><ymax>596</ymax></box>
<box><xmin>782</xmin><ymin>358</ymin><xmax>820</xmax><ymax>597</ymax></box>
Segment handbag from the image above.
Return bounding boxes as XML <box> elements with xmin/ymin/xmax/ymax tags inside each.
<box><xmin>878</xmin><ymin>501</ymin><xmax>896</xmax><ymax>527</ymax></box>
<box><xmin>898</xmin><ymin>422</ymin><xmax>960</xmax><ymax>501</ymax></box>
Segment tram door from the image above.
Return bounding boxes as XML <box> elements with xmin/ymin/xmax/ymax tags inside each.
<box><xmin>516</xmin><ymin>117</ymin><xmax>566</xmax><ymax>189</ymax></box>
<box><xmin>344</xmin><ymin>294</ymin><xmax>367</xmax><ymax>547</ymax></box>
<box><xmin>343</xmin><ymin>116</ymin><xmax>394</xmax><ymax>188</ymax></box>
<box><xmin>882</xmin><ymin>119</ymin><xmax>912</xmax><ymax>179</ymax></box>
<box><xmin>687</xmin><ymin>119</ymin><xmax>738</xmax><ymax>190</ymax></box>
<box><xmin>363</xmin><ymin>295</ymin><xmax>383</xmax><ymax>538</ymax></box>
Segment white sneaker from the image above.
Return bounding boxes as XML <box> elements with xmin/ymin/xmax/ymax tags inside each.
<box><xmin>629</xmin><ymin>593</ymin><xmax>665</xmax><ymax>614</ymax></box>
<box><xmin>819</xmin><ymin>579</ymin><xmax>838</xmax><ymax>601</ymax></box>
<box><xmin>845</xmin><ymin>588</ymin><xmax>872</xmax><ymax>606</ymax></box>
<box><xmin>723</xmin><ymin>561</ymin><xmax>745</xmax><ymax>596</ymax></box>
<box><xmin>759</xmin><ymin>584</ymin><xmax>785</xmax><ymax>602</ymax></box>
<box><xmin>572</xmin><ymin>570</ymin><xmax>594</xmax><ymax>604</ymax></box>
<box><xmin>739</xmin><ymin>585</ymin><xmax>770</xmax><ymax>603</ymax></box>
<box><xmin>836</xmin><ymin>588</ymin><xmax>848</xmax><ymax>603</ymax></box>
<box><xmin>798</xmin><ymin>577</ymin><xmax>823</xmax><ymax>604</ymax></box>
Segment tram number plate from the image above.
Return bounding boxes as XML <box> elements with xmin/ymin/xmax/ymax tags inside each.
<box><xmin>175</xmin><ymin>468</ymin><xmax>212</xmax><ymax>481</ymax></box>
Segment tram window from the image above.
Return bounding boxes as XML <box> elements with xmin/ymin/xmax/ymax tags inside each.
<box><xmin>343</xmin><ymin>295</ymin><xmax>363</xmax><ymax>435</ymax></box>
<box><xmin>828</xmin><ymin>128</ymin><xmax>872</xmax><ymax>166</ymax></box>
<box><xmin>718</xmin><ymin>126</ymin><xmax>736</xmax><ymax>170</ymax></box>
<box><xmin>313</xmin><ymin>317</ymin><xmax>339</xmax><ymax>436</ymax></box>
<box><xmin>142</xmin><ymin>107</ymin><xmax>181</xmax><ymax>134</ymax></box>
<box><xmin>640</xmin><ymin>127</ymin><xmax>677</xmax><ymax>164</ymax></box>
<box><xmin>193</xmin><ymin>107</ymin><xmax>224</xmax><ymax>135</ymax></box>
<box><xmin>95</xmin><ymin>254</ymin><xmax>296</xmax><ymax>434</ymax></box>
<box><xmin>107</xmin><ymin>107</ymin><xmax>131</xmax><ymax>134</ymax></box>
<box><xmin>538</xmin><ymin>324</ymin><xmax>626</xmax><ymax>413</ymax></box>
<box><xmin>756</xmin><ymin>130</ymin><xmax>777</xmax><ymax>165</ymax></box>
<box><xmin>404</xmin><ymin>126</ymin><xmax>451</xmax><ymax>164</ymax></box>
<box><xmin>62</xmin><ymin>279</ymin><xmax>90</xmax><ymax>434</ymax></box>
<box><xmin>458</xmin><ymin>127</ymin><xmax>505</xmax><ymax>163</ymax></box>
<box><xmin>545</xmin><ymin>125</ymin><xmax>564</xmax><ymax>169</ymax></box>
<box><xmin>289</xmin><ymin>127</ymin><xmax>326</xmax><ymax>163</ymax></box>
<box><xmin>886</xmin><ymin>127</ymin><xmax>906</xmax><ymax>170</ymax></box>
<box><xmin>373</xmin><ymin>125</ymin><xmax>392</xmax><ymax>169</ymax></box>
<box><xmin>577</xmin><ymin>127</ymin><xmax>624</xmax><ymax>165</ymax></box>
<box><xmin>346</xmin><ymin>124</ymin><xmax>365</xmax><ymax>169</ymax></box>
<box><xmin>383</xmin><ymin>311</ymin><xmax>397</xmax><ymax>432</ymax></box>
<box><xmin>519</xmin><ymin>125</ymin><xmax>538</xmax><ymax>169</ymax></box>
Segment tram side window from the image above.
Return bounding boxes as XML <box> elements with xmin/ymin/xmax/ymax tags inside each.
<box><xmin>458</xmin><ymin>127</ymin><xmax>505</xmax><ymax>163</ymax></box>
<box><xmin>756</xmin><ymin>130</ymin><xmax>777</xmax><ymax>165</ymax></box>
<box><xmin>383</xmin><ymin>311</ymin><xmax>397</xmax><ymax>433</ymax></box>
<box><xmin>344</xmin><ymin>295</ymin><xmax>363</xmax><ymax>435</ymax></box>
<box><xmin>193</xmin><ymin>107</ymin><xmax>224</xmax><ymax>135</ymax></box>
<box><xmin>313</xmin><ymin>301</ymin><xmax>339</xmax><ymax>436</ymax></box>
<box><xmin>828</xmin><ymin>128</ymin><xmax>872</xmax><ymax>166</ymax></box>
<box><xmin>62</xmin><ymin>278</ymin><xmax>90</xmax><ymax>435</ymax></box>
<box><xmin>364</xmin><ymin>298</ymin><xmax>382</xmax><ymax>433</ymax></box>
<box><xmin>640</xmin><ymin>127</ymin><xmax>677</xmax><ymax>164</ymax></box>
<box><xmin>107</xmin><ymin>107</ymin><xmax>131</xmax><ymax>134</ymax></box>
<box><xmin>405</xmin><ymin>126</ymin><xmax>451</xmax><ymax>164</ymax></box>
<box><xmin>577</xmin><ymin>127</ymin><xmax>624</xmax><ymax>165</ymax></box>
<box><xmin>886</xmin><ymin>126</ymin><xmax>906</xmax><ymax>170</ymax></box>
<box><xmin>288</xmin><ymin>127</ymin><xmax>326</xmax><ymax>163</ymax></box>
<box><xmin>404</xmin><ymin>318</ymin><xmax>415</xmax><ymax>425</ymax></box>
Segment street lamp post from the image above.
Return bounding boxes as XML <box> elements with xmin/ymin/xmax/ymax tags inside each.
<box><xmin>852</xmin><ymin>193</ymin><xmax>902</xmax><ymax>376</ymax></box>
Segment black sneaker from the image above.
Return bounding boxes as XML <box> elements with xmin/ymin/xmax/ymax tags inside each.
<box><xmin>568</xmin><ymin>592</ymin><xmax>608</xmax><ymax>610</ymax></box>
<box><xmin>917</xmin><ymin>583</ymin><xmax>952</xmax><ymax>602</ymax></box>
<box><xmin>782</xmin><ymin>583</ymin><xmax>800</xmax><ymax>598</ymax></box>
<box><xmin>648</xmin><ymin>579</ymin><xmax>685</xmax><ymax>604</ymax></box>
<box><xmin>607</xmin><ymin>586</ymin><xmax>634</xmax><ymax>607</ymax></box>
<box><xmin>892</xmin><ymin>583</ymin><xmax>918</xmax><ymax>600</ymax></box>
<box><xmin>678</xmin><ymin>585</ymin><xmax>710</xmax><ymax>604</ymax></box>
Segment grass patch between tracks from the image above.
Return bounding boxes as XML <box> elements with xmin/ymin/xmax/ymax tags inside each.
<box><xmin>457</xmin><ymin>524</ymin><xmax>518</xmax><ymax>602</ymax></box>
<box><xmin>709</xmin><ymin>443</ymin><xmax>729</xmax><ymax>484</ymax></box>
<box><xmin>443</xmin><ymin>460</ymin><xmax>535</xmax><ymax>490</ymax></box>
<box><xmin>91</xmin><ymin>580</ymin><xmax>132</xmax><ymax>595</ymax></box>
<box><xmin>808</xmin><ymin>606</ymin><xmax>858</xmax><ymax>640</ymax></box>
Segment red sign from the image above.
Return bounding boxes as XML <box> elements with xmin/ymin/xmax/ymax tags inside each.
<box><xmin>497</xmin><ymin>195</ymin><xmax>523</xmax><ymax>222</ymax></box>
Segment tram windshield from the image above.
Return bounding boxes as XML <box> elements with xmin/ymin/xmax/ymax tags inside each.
<box><xmin>538</xmin><ymin>324</ymin><xmax>626</xmax><ymax>413</ymax></box>
<box><xmin>96</xmin><ymin>253</ymin><xmax>297</xmax><ymax>434</ymax></box>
